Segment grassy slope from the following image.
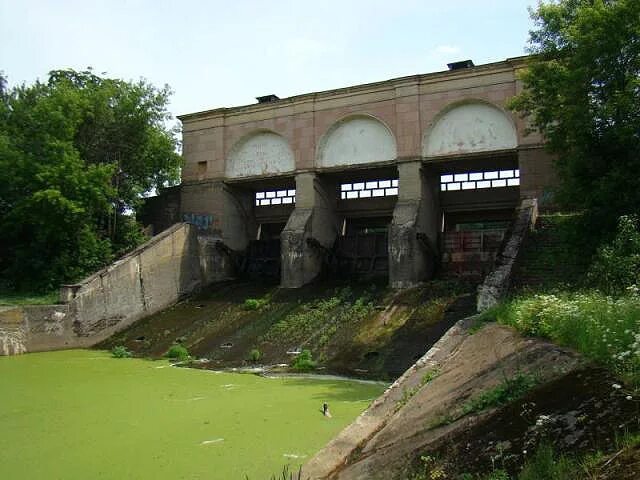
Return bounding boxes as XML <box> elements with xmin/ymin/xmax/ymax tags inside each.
<box><xmin>101</xmin><ymin>279</ymin><xmax>475</xmax><ymax>380</ymax></box>
<box><xmin>0</xmin><ymin>289</ymin><xmax>58</xmax><ymax>305</ymax></box>
<box><xmin>0</xmin><ymin>350</ymin><xmax>385</xmax><ymax>480</ymax></box>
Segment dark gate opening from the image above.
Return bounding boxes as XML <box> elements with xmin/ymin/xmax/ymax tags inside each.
<box><xmin>331</xmin><ymin>217</ymin><xmax>390</xmax><ymax>278</ymax></box>
<box><xmin>243</xmin><ymin>222</ymin><xmax>285</xmax><ymax>279</ymax></box>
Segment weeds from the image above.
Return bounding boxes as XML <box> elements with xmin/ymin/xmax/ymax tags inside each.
<box><xmin>111</xmin><ymin>345</ymin><xmax>132</xmax><ymax>358</ymax></box>
<box><xmin>246</xmin><ymin>464</ymin><xmax>303</xmax><ymax>480</ymax></box>
<box><xmin>165</xmin><ymin>344</ymin><xmax>190</xmax><ymax>362</ymax></box>
<box><xmin>518</xmin><ymin>444</ymin><xmax>579</xmax><ymax>480</ymax></box>
<box><xmin>291</xmin><ymin>350</ymin><xmax>316</xmax><ymax>371</ymax></box>
<box><xmin>261</xmin><ymin>287</ymin><xmax>375</xmax><ymax>346</ymax></box>
<box><xmin>430</xmin><ymin>373</ymin><xmax>538</xmax><ymax>427</ymax></box>
<box><xmin>408</xmin><ymin>454</ymin><xmax>447</xmax><ymax>480</ymax></box>
<box><xmin>486</xmin><ymin>289</ymin><xmax>640</xmax><ymax>389</ymax></box>
<box><xmin>247</xmin><ymin>348</ymin><xmax>262</xmax><ymax>363</ymax></box>
<box><xmin>460</xmin><ymin>373</ymin><xmax>538</xmax><ymax>417</ymax></box>
<box><xmin>395</xmin><ymin>369</ymin><xmax>440</xmax><ymax>412</ymax></box>
<box><xmin>243</xmin><ymin>294</ymin><xmax>271</xmax><ymax>311</ymax></box>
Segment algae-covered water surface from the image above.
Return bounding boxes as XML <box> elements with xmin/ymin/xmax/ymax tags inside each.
<box><xmin>0</xmin><ymin>350</ymin><xmax>386</xmax><ymax>479</ymax></box>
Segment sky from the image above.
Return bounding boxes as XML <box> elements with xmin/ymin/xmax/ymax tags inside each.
<box><xmin>1</xmin><ymin>0</ymin><xmax>538</xmax><ymax>121</ymax></box>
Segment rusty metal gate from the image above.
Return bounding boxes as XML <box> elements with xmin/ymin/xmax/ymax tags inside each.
<box><xmin>332</xmin><ymin>231</ymin><xmax>389</xmax><ymax>277</ymax></box>
<box><xmin>441</xmin><ymin>228</ymin><xmax>506</xmax><ymax>278</ymax></box>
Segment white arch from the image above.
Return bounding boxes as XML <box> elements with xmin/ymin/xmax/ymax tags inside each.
<box><xmin>317</xmin><ymin>115</ymin><xmax>397</xmax><ymax>168</ymax></box>
<box><xmin>226</xmin><ymin>130</ymin><xmax>295</xmax><ymax>178</ymax></box>
<box><xmin>423</xmin><ymin>102</ymin><xmax>517</xmax><ymax>157</ymax></box>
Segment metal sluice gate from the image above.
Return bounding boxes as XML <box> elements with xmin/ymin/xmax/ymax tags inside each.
<box><xmin>241</xmin><ymin>231</ymin><xmax>390</xmax><ymax>280</ymax></box>
<box><xmin>331</xmin><ymin>231</ymin><xmax>389</xmax><ymax>277</ymax></box>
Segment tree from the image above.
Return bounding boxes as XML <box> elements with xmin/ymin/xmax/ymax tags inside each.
<box><xmin>0</xmin><ymin>69</ymin><xmax>181</xmax><ymax>290</ymax></box>
<box><xmin>510</xmin><ymin>0</ymin><xmax>640</xmax><ymax>235</ymax></box>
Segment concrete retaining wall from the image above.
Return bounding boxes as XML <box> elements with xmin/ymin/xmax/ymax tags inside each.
<box><xmin>1</xmin><ymin>222</ymin><xmax>213</xmax><ymax>356</ymax></box>
<box><xmin>0</xmin><ymin>304</ymin><xmax>70</xmax><ymax>355</ymax></box>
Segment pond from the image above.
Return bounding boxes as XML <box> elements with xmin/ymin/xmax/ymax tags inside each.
<box><xmin>0</xmin><ymin>350</ymin><xmax>386</xmax><ymax>479</ymax></box>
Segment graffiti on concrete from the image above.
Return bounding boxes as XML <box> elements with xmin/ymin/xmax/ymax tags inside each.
<box><xmin>183</xmin><ymin>213</ymin><xmax>214</xmax><ymax>231</ymax></box>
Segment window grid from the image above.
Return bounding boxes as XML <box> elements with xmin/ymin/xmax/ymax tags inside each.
<box><xmin>340</xmin><ymin>179</ymin><xmax>399</xmax><ymax>200</ymax></box>
<box><xmin>255</xmin><ymin>189</ymin><xmax>296</xmax><ymax>206</ymax></box>
<box><xmin>440</xmin><ymin>169</ymin><xmax>520</xmax><ymax>192</ymax></box>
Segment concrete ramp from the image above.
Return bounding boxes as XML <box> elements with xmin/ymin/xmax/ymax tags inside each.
<box><xmin>303</xmin><ymin>321</ymin><xmax>583</xmax><ymax>479</ymax></box>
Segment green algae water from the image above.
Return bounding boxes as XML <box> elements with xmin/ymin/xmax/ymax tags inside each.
<box><xmin>0</xmin><ymin>350</ymin><xmax>386</xmax><ymax>479</ymax></box>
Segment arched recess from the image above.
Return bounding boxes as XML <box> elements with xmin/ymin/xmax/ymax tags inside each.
<box><xmin>317</xmin><ymin>115</ymin><xmax>397</xmax><ymax>168</ymax></box>
<box><xmin>423</xmin><ymin>101</ymin><xmax>517</xmax><ymax>157</ymax></box>
<box><xmin>226</xmin><ymin>130</ymin><xmax>295</xmax><ymax>178</ymax></box>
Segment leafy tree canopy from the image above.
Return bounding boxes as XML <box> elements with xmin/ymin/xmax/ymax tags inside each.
<box><xmin>510</xmin><ymin>0</ymin><xmax>640</xmax><ymax>235</ymax></box>
<box><xmin>0</xmin><ymin>69</ymin><xmax>181</xmax><ymax>290</ymax></box>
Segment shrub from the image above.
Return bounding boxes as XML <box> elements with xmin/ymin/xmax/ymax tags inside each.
<box><xmin>243</xmin><ymin>295</ymin><xmax>271</xmax><ymax>311</ymax></box>
<box><xmin>291</xmin><ymin>350</ymin><xmax>316</xmax><ymax>371</ymax></box>
<box><xmin>243</xmin><ymin>298</ymin><xmax>260</xmax><ymax>310</ymax></box>
<box><xmin>111</xmin><ymin>345</ymin><xmax>132</xmax><ymax>358</ymax></box>
<box><xmin>165</xmin><ymin>344</ymin><xmax>190</xmax><ymax>362</ymax></box>
<box><xmin>589</xmin><ymin>214</ymin><xmax>640</xmax><ymax>295</ymax></box>
<box><xmin>248</xmin><ymin>348</ymin><xmax>262</xmax><ymax>362</ymax></box>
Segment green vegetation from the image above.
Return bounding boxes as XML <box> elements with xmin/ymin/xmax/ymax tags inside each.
<box><xmin>165</xmin><ymin>344</ymin><xmax>190</xmax><ymax>362</ymax></box>
<box><xmin>0</xmin><ymin>289</ymin><xmax>59</xmax><ymax>305</ymax></box>
<box><xmin>483</xmin><ymin>210</ymin><xmax>640</xmax><ymax>391</ymax></box>
<box><xmin>243</xmin><ymin>294</ymin><xmax>271</xmax><ymax>311</ymax></box>
<box><xmin>588</xmin><ymin>215</ymin><xmax>640</xmax><ymax>295</ymax></box>
<box><xmin>411</xmin><ymin>435</ymin><xmax>640</xmax><ymax>480</ymax></box>
<box><xmin>261</xmin><ymin>287</ymin><xmax>375</xmax><ymax>347</ymax></box>
<box><xmin>0</xmin><ymin>69</ymin><xmax>181</xmax><ymax>291</ymax></box>
<box><xmin>395</xmin><ymin>369</ymin><xmax>440</xmax><ymax>412</ymax></box>
<box><xmin>408</xmin><ymin>454</ymin><xmax>447</xmax><ymax>480</ymax></box>
<box><xmin>509</xmin><ymin>0</ymin><xmax>640</xmax><ymax>238</ymax></box>
<box><xmin>460</xmin><ymin>373</ymin><xmax>538</xmax><ymax>417</ymax></box>
<box><xmin>291</xmin><ymin>349</ymin><xmax>316</xmax><ymax>371</ymax></box>
<box><xmin>110</xmin><ymin>345</ymin><xmax>132</xmax><ymax>358</ymax></box>
<box><xmin>247</xmin><ymin>348</ymin><xmax>262</xmax><ymax>363</ymax></box>
<box><xmin>517</xmin><ymin>444</ymin><xmax>578</xmax><ymax>480</ymax></box>
<box><xmin>262</xmin><ymin>464</ymin><xmax>303</xmax><ymax>480</ymax></box>
<box><xmin>0</xmin><ymin>350</ymin><xmax>385</xmax><ymax>479</ymax></box>
<box><xmin>486</xmin><ymin>291</ymin><xmax>640</xmax><ymax>389</ymax></box>
<box><xmin>431</xmin><ymin>373</ymin><xmax>539</xmax><ymax>428</ymax></box>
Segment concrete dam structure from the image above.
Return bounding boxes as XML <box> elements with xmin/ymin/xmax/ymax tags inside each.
<box><xmin>1</xmin><ymin>56</ymin><xmax>551</xmax><ymax>356</ymax></box>
<box><xmin>145</xmin><ymin>55</ymin><xmax>553</xmax><ymax>288</ymax></box>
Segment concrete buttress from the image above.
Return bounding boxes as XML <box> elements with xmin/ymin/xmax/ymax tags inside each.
<box><xmin>389</xmin><ymin>161</ymin><xmax>440</xmax><ymax>288</ymax></box>
<box><xmin>281</xmin><ymin>173</ymin><xmax>338</xmax><ymax>288</ymax></box>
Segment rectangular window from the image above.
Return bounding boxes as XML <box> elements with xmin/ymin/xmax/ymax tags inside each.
<box><xmin>340</xmin><ymin>178</ymin><xmax>399</xmax><ymax>200</ymax></box>
<box><xmin>255</xmin><ymin>189</ymin><xmax>296</xmax><ymax>206</ymax></box>
<box><xmin>440</xmin><ymin>169</ymin><xmax>519</xmax><ymax>192</ymax></box>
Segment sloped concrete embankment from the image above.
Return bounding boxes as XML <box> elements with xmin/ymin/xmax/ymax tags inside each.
<box><xmin>1</xmin><ymin>223</ymin><xmax>221</xmax><ymax>356</ymax></box>
<box><xmin>477</xmin><ymin>198</ymin><xmax>538</xmax><ymax>311</ymax></box>
<box><xmin>302</xmin><ymin>321</ymin><xmax>590</xmax><ymax>479</ymax></box>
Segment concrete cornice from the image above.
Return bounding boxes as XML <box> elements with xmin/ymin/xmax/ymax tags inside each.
<box><xmin>178</xmin><ymin>56</ymin><xmax>532</xmax><ymax>124</ymax></box>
